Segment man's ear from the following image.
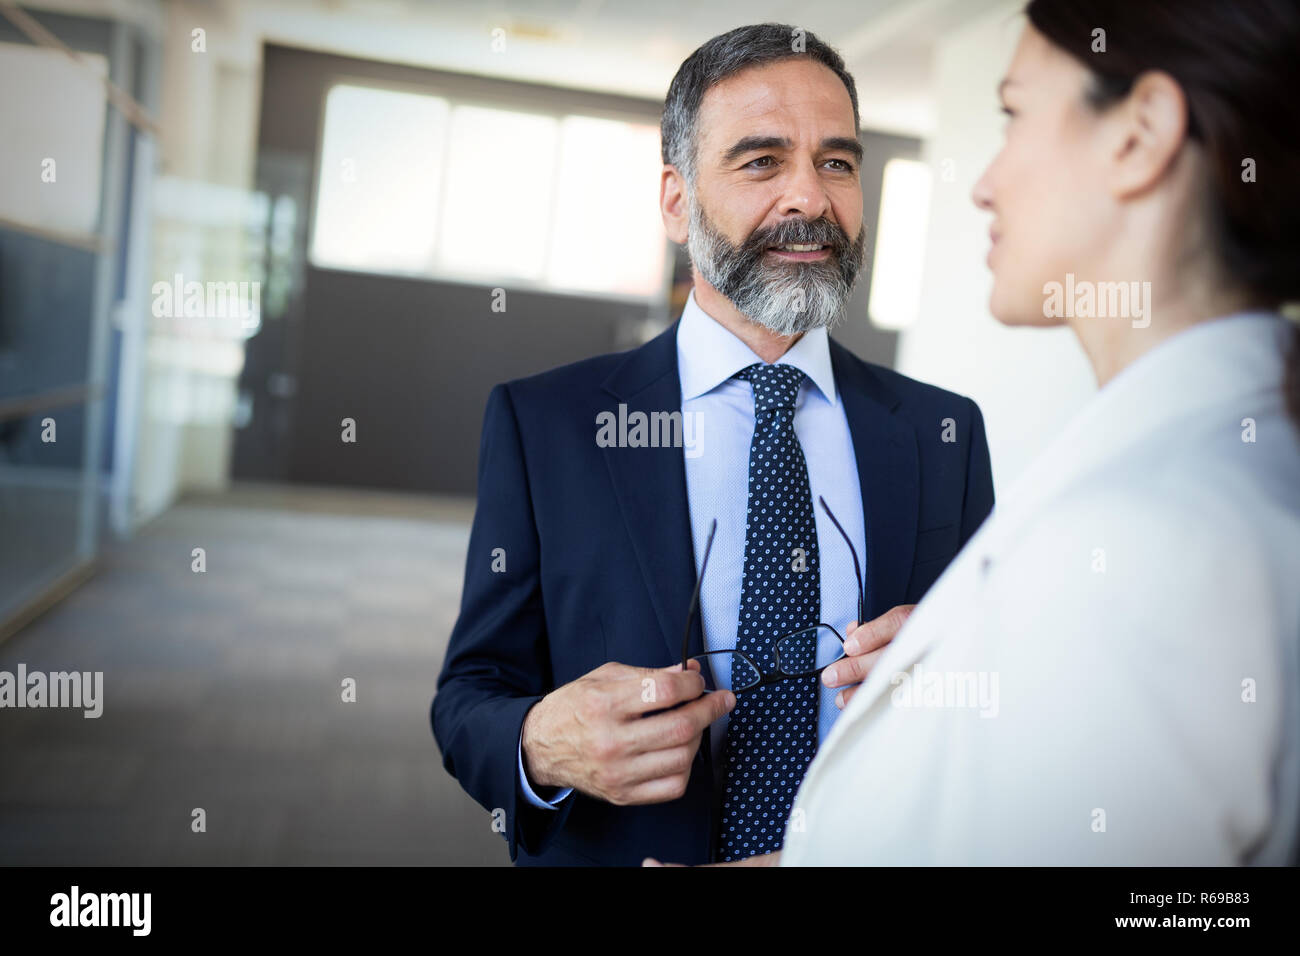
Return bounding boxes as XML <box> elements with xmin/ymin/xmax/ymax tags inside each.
<box><xmin>1108</xmin><ymin>70</ymin><xmax>1189</xmax><ymax>200</ymax></box>
<box><xmin>661</xmin><ymin>165</ymin><xmax>690</xmax><ymax>245</ymax></box>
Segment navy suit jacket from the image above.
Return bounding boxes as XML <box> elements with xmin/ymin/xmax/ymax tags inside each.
<box><xmin>431</xmin><ymin>320</ymin><xmax>995</xmax><ymax>866</ymax></box>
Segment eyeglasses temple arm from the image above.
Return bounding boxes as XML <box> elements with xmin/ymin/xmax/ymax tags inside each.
<box><xmin>681</xmin><ymin>518</ymin><xmax>718</xmax><ymax>670</ymax></box>
<box><xmin>818</xmin><ymin>495</ymin><xmax>865</xmax><ymax>625</ymax></box>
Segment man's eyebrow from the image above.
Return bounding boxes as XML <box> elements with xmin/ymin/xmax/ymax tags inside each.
<box><xmin>720</xmin><ymin>134</ymin><xmax>864</xmax><ymax>165</ymax></box>
<box><xmin>822</xmin><ymin>136</ymin><xmax>865</xmax><ymax>162</ymax></box>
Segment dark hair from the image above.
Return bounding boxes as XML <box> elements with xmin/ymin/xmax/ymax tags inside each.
<box><xmin>1025</xmin><ymin>0</ymin><xmax>1300</xmax><ymax>430</ymax></box>
<box><xmin>660</xmin><ymin>23</ymin><xmax>859</xmax><ymax>190</ymax></box>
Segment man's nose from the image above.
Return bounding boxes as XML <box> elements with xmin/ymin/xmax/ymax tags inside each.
<box><xmin>776</xmin><ymin>156</ymin><xmax>832</xmax><ymax>221</ymax></box>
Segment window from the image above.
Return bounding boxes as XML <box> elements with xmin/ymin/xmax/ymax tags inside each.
<box><xmin>436</xmin><ymin>105</ymin><xmax>559</xmax><ymax>281</ymax></box>
<box><xmin>547</xmin><ymin>116</ymin><xmax>667</xmax><ymax>296</ymax></box>
<box><xmin>309</xmin><ymin>82</ymin><xmax>667</xmax><ymax>299</ymax></box>
<box><xmin>0</xmin><ymin>42</ymin><xmax>107</xmax><ymax>237</ymax></box>
<box><xmin>311</xmin><ymin>83</ymin><xmax>449</xmax><ymax>273</ymax></box>
<box><xmin>868</xmin><ymin>158</ymin><xmax>933</xmax><ymax>330</ymax></box>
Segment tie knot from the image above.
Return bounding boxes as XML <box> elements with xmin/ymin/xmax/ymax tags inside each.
<box><xmin>736</xmin><ymin>362</ymin><xmax>804</xmax><ymax>414</ymax></box>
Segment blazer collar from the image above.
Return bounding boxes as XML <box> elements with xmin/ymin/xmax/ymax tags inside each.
<box><xmin>838</xmin><ymin>311</ymin><xmax>1294</xmax><ymax>723</ymax></box>
<box><xmin>986</xmin><ymin>310</ymin><xmax>1291</xmax><ymax>551</ymax></box>
<box><xmin>597</xmin><ymin>318</ymin><xmax>922</xmax><ymax>664</ymax></box>
<box><xmin>600</xmin><ymin>321</ymin><xmax>702</xmax><ymax>665</ymax></box>
<box><xmin>829</xmin><ymin>338</ymin><xmax>918</xmax><ymax>623</ymax></box>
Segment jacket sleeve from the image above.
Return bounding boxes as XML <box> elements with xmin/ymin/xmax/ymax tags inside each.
<box><xmin>431</xmin><ymin>383</ymin><xmax>577</xmax><ymax>860</ymax></box>
<box><xmin>959</xmin><ymin>397</ymin><xmax>995</xmax><ymax>546</ymax></box>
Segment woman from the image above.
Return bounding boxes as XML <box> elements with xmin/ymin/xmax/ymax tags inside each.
<box><xmin>664</xmin><ymin>0</ymin><xmax>1300</xmax><ymax>866</ymax></box>
<box><xmin>781</xmin><ymin>0</ymin><xmax>1300</xmax><ymax>866</ymax></box>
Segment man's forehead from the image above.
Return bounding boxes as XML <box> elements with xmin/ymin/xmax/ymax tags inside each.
<box><xmin>697</xmin><ymin>60</ymin><xmax>856</xmax><ymax>151</ymax></box>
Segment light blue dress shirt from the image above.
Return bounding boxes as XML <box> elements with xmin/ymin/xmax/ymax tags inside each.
<box><xmin>518</xmin><ymin>287</ymin><xmax>868</xmax><ymax>808</ymax></box>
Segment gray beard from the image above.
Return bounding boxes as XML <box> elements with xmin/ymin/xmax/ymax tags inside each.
<box><xmin>686</xmin><ymin>193</ymin><xmax>867</xmax><ymax>337</ymax></box>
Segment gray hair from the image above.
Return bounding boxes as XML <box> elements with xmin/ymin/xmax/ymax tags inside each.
<box><xmin>660</xmin><ymin>23</ymin><xmax>861</xmax><ymax>191</ymax></box>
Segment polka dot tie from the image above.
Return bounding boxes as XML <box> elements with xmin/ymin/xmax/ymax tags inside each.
<box><xmin>717</xmin><ymin>362</ymin><xmax>820</xmax><ymax>862</ymax></box>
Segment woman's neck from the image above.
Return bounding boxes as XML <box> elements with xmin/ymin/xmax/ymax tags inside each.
<box><xmin>1068</xmin><ymin>276</ymin><xmax>1260</xmax><ymax>388</ymax></box>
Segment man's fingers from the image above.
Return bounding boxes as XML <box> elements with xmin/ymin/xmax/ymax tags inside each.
<box><xmin>621</xmin><ymin>773</ymin><xmax>696</xmax><ymax>805</ymax></box>
<box><xmin>615</xmin><ymin>663</ymin><xmax>707</xmax><ymax>716</ymax></box>
<box><xmin>843</xmin><ymin>604</ymin><xmax>916</xmax><ymax>654</ymax></box>
<box><xmin>613</xmin><ymin>744</ymin><xmax>698</xmax><ymax>790</ymax></box>
<box><xmin>686</xmin><ymin>684</ymin><xmax>736</xmax><ymax>727</ymax></box>
<box><xmin>821</xmin><ymin>647</ymin><xmax>884</xmax><ymax>689</ymax></box>
<box><xmin>663</xmin><ymin>659</ymin><xmax>702</xmax><ymax>673</ymax></box>
<box><xmin>835</xmin><ymin>684</ymin><xmax>860</xmax><ymax>710</ymax></box>
<box><xmin>626</xmin><ymin>687</ymin><xmax>735</xmax><ymax>753</ymax></box>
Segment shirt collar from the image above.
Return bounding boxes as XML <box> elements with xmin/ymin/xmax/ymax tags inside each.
<box><xmin>676</xmin><ymin>287</ymin><xmax>837</xmax><ymax>404</ymax></box>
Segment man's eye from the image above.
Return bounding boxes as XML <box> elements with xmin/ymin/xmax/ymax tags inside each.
<box><xmin>744</xmin><ymin>156</ymin><xmax>855</xmax><ymax>172</ymax></box>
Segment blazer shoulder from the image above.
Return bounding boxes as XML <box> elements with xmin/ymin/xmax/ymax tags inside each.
<box><xmin>500</xmin><ymin>349</ymin><xmax>628</xmax><ymax>398</ymax></box>
<box><xmin>831</xmin><ymin>338</ymin><xmax>982</xmax><ymax>416</ymax></box>
<box><xmin>498</xmin><ymin>323</ymin><xmax>677</xmax><ymax>407</ymax></box>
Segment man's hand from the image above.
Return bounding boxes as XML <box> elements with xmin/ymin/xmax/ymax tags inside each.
<box><xmin>821</xmin><ymin>604</ymin><xmax>916</xmax><ymax>709</ymax></box>
<box><xmin>521</xmin><ymin>660</ymin><xmax>735</xmax><ymax>806</ymax></box>
<box><xmin>642</xmin><ymin>851</ymin><xmax>780</xmax><ymax>867</ymax></box>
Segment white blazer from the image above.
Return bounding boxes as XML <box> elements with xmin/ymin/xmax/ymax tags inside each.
<box><xmin>781</xmin><ymin>312</ymin><xmax>1300</xmax><ymax>865</ymax></box>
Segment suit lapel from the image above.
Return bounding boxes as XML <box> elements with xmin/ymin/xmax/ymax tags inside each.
<box><xmin>830</xmin><ymin>339</ymin><xmax>919</xmax><ymax>624</ymax></box>
<box><xmin>600</xmin><ymin>322</ymin><xmax>703</xmax><ymax>667</ymax></box>
<box><xmin>597</xmin><ymin>331</ymin><xmax>919</xmax><ymax>671</ymax></box>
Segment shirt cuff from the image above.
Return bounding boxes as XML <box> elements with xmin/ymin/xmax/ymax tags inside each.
<box><xmin>517</xmin><ymin>727</ymin><xmax>574</xmax><ymax>809</ymax></box>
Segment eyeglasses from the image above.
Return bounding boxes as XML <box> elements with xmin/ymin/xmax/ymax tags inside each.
<box><xmin>681</xmin><ymin>496</ymin><xmax>865</xmax><ymax>695</ymax></box>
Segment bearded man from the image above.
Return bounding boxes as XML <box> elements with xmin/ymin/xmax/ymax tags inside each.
<box><xmin>432</xmin><ymin>22</ymin><xmax>994</xmax><ymax>866</ymax></box>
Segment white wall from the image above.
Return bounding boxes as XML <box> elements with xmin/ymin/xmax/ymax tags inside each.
<box><xmin>897</xmin><ymin>2</ymin><xmax>1096</xmax><ymax>497</ymax></box>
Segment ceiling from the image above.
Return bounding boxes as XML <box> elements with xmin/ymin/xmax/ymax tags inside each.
<box><xmin>238</xmin><ymin>0</ymin><xmax>1009</xmax><ymax>137</ymax></box>
<box><xmin>23</xmin><ymin>0</ymin><xmax>1011</xmax><ymax>136</ymax></box>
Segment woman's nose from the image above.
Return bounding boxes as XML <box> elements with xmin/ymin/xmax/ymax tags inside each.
<box><xmin>971</xmin><ymin>166</ymin><xmax>995</xmax><ymax>211</ymax></box>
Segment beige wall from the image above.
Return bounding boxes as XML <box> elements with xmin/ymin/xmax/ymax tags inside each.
<box><xmin>130</xmin><ymin>0</ymin><xmax>262</xmax><ymax>527</ymax></box>
<box><xmin>898</xmin><ymin>3</ymin><xmax>1096</xmax><ymax>497</ymax></box>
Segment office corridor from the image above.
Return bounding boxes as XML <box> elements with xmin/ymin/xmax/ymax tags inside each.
<box><xmin>0</xmin><ymin>484</ymin><xmax>508</xmax><ymax>865</ymax></box>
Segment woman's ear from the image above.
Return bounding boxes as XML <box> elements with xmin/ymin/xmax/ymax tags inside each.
<box><xmin>1108</xmin><ymin>70</ymin><xmax>1189</xmax><ymax>200</ymax></box>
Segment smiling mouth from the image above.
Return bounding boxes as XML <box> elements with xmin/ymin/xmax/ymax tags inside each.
<box><xmin>768</xmin><ymin>243</ymin><xmax>829</xmax><ymax>252</ymax></box>
<box><xmin>766</xmin><ymin>243</ymin><xmax>833</xmax><ymax>260</ymax></box>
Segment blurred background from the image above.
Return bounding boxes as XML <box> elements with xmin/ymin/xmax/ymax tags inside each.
<box><xmin>0</xmin><ymin>0</ymin><xmax>1094</xmax><ymax>865</ymax></box>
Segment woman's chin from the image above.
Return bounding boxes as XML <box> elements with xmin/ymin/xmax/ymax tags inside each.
<box><xmin>989</xmin><ymin>287</ymin><xmax>1058</xmax><ymax>327</ymax></box>
<box><xmin>987</xmin><ymin>289</ymin><xmax>1023</xmax><ymax>326</ymax></box>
